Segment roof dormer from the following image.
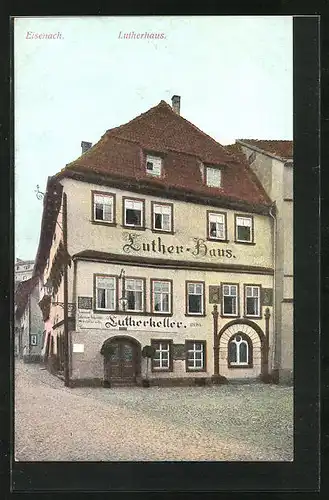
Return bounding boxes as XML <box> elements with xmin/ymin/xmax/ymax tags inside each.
<box><xmin>201</xmin><ymin>163</ymin><xmax>223</xmax><ymax>188</ymax></box>
<box><xmin>145</xmin><ymin>153</ymin><xmax>163</xmax><ymax>177</ymax></box>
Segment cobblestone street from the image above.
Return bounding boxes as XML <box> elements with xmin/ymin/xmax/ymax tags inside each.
<box><xmin>14</xmin><ymin>361</ymin><xmax>293</xmax><ymax>461</ymax></box>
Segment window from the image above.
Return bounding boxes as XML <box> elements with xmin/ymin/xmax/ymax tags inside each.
<box><xmin>123</xmin><ymin>198</ymin><xmax>144</xmax><ymax>228</ymax></box>
<box><xmin>228</xmin><ymin>334</ymin><xmax>252</xmax><ymax>367</ymax></box>
<box><xmin>186</xmin><ymin>282</ymin><xmax>204</xmax><ymax>315</ymax></box>
<box><xmin>186</xmin><ymin>341</ymin><xmax>206</xmax><ymax>371</ymax></box>
<box><xmin>146</xmin><ymin>154</ymin><xmax>162</xmax><ymax>177</ymax></box>
<box><xmin>235</xmin><ymin>215</ymin><xmax>253</xmax><ymax>243</ymax></box>
<box><xmin>95</xmin><ymin>275</ymin><xmax>116</xmax><ymax>311</ymax></box>
<box><xmin>93</xmin><ymin>192</ymin><xmax>115</xmax><ymax>223</ymax></box>
<box><xmin>125</xmin><ymin>278</ymin><xmax>144</xmax><ymax>312</ymax></box>
<box><xmin>30</xmin><ymin>334</ymin><xmax>37</xmax><ymax>346</ymax></box>
<box><xmin>208</xmin><ymin>212</ymin><xmax>226</xmax><ymax>240</ymax></box>
<box><xmin>151</xmin><ymin>340</ymin><xmax>172</xmax><ymax>371</ymax></box>
<box><xmin>152</xmin><ymin>202</ymin><xmax>173</xmax><ymax>232</ymax></box>
<box><xmin>151</xmin><ymin>280</ymin><xmax>172</xmax><ymax>314</ymax></box>
<box><xmin>206</xmin><ymin>167</ymin><xmax>221</xmax><ymax>188</ymax></box>
<box><xmin>222</xmin><ymin>284</ymin><xmax>238</xmax><ymax>316</ymax></box>
<box><xmin>245</xmin><ymin>285</ymin><xmax>261</xmax><ymax>317</ymax></box>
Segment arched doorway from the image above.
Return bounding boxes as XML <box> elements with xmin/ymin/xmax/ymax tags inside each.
<box><xmin>101</xmin><ymin>336</ymin><xmax>141</xmax><ymax>386</ymax></box>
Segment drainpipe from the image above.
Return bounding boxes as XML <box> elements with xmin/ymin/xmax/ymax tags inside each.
<box><xmin>63</xmin><ymin>192</ymin><xmax>70</xmax><ymax>387</ymax></box>
<box><xmin>269</xmin><ymin>203</ymin><xmax>277</xmax><ymax>376</ymax></box>
<box><xmin>28</xmin><ymin>295</ymin><xmax>31</xmax><ymax>357</ymax></box>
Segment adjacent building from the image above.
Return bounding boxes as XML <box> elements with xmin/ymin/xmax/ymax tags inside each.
<box><xmin>14</xmin><ymin>276</ymin><xmax>44</xmax><ymax>361</ymax></box>
<box><xmin>226</xmin><ymin>140</ymin><xmax>293</xmax><ymax>383</ymax></box>
<box><xmin>34</xmin><ymin>97</ymin><xmax>278</xmax><ymax>387</ymax></box>
<box><xmin>15</xmin><ymin>258</ymin><xmax>34</xmax><ymax>289</ymax></box>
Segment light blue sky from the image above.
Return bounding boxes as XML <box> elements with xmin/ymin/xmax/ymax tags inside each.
<box><xmin>14</xmin><ymin>16</ymin><xmax>293</xmax><ymax>261</ymax></box>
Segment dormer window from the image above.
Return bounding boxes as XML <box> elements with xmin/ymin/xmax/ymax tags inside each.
<box><xmin>206</xmin><ymin>166</ymin><xmax>222</xmax><ymax>188</ymax></box>
<box><xmin>146</xmin><ymin>154</ymin><xmax>162</xmax><ymax>177</ymax></box>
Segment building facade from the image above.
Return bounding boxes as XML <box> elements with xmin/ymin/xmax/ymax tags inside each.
<box><xmin>226</xmin><ymin>140</ymin><xmax>293</xmax><ymax>384</ymax></box>
<box><xmin>14</xmin><ymin>276</ymin><xmax>44</xmax><ymax>361</ymax></box>
<box><xmin>35</xmin><ymin>97</ymin><xmax>277</xmax><ymax>387</ymax></box>
<box><xmin>15</xmin><ymin>258</ymin><xmax>34</xmax><ymax>289</ymax></box>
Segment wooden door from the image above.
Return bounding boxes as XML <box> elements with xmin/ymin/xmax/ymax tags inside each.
<box><xmin>105</xmin><ymin>339</ymin><xmax>136</xmax><ymax>384</ymax></box>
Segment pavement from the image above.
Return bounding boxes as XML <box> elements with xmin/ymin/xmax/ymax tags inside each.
<box><xmin>14</xmin><ymin>361</ymin><xmax>293</xmax><ymax>461</ymax></box>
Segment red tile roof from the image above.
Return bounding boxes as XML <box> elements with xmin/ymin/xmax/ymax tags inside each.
<box><xmin>57</xmin><ymin>100</ymin><xmax>272</xmax><ymax>209</ymax></box>
<box><xmin>15</xmin><ymin>276</ymin><xmax>39</xmax><ymax>318</ymax></box>
<box><xmin>237</xmin><ymin>139</ymin><xmax>293</xmax><ymax>160</ymax></box>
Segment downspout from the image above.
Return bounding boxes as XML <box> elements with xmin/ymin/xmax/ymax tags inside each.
<box><xmin>269</xmin><ymin>202</ymin><xmax>277</xmax><ymax>375</ymax></box>
<box><xmin>28</xmin><ymin>295</ymin><xmax>31</xmax><ymax>357</ymax></box>
<box><xmin>63</xmin><ymin>192</ymin><xmax>70</xmax><ymax>387</ymax></box>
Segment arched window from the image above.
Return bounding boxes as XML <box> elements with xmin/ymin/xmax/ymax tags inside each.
<box><xmin>228</xmin><ymin>333</ymin><xmax>253</xmax><ymax>367</ymax></box>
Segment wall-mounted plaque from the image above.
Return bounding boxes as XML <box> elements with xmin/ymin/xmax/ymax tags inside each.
<box><xmin>173</xmin><ymin>344</ymin><xmax>185</xmax><ymax>360</ymax></box>
<box><xmin>209</xmin><ymin>286</ymin><xmax>220</xmax><ymax>304</ymax></box>
<box><xmin>78</xmin><ymin>296</ymin><xmax>93</xmax><ymax>310</ymax></box>
<box><xmin>73</xmin><ymin>343</ymin><xmax>84</xmax><ymax>353</ymax></box>
<box><xmin>262</xmin><ymin>288</ymin><xmax>273</xmax><ymax>306</ymax></box>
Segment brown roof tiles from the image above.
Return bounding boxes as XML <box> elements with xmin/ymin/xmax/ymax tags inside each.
<box><xmin>58</xmin><ymin>100</ymin><xmax>272</xmax><ymax>208</ymax></box>
<box><xmin>237</xmin><ymin>139</ymin><xmax>293</xmax><ymax>160</ymax></box>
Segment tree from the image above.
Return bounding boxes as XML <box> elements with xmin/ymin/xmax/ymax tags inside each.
<box><xmin>141</xmin><ymin>345</ymin><xmax>156</xmax><ymax>386</ymax></box>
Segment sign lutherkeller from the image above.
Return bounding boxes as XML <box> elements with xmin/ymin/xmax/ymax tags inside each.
<box><xmin>76</xmin><ymin>309</ymin><xmax>202</xmax><ymax>331</ymax></box>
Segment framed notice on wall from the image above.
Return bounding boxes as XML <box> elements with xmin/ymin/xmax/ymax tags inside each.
<box><xmin>78</xmin><ymin>296</ymin><xmax>93</xmax><ymax>310</ymax></box>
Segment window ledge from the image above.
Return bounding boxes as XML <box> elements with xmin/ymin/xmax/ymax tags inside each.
<box><xmin>220</xmin><ymin>314</ymin><xmax>239</xmax><ymax>319</ymax></box>
<box><xmin>185</xmin><ymin>314</ymin><xmax>206</xmax><ymax>317</ymax></box>
<box><xmin>150</xmin><ymin>313</ymin><xmax>174</xmax><ymax>317</ymax></box>
<box><xmin>228</xmin><ymin>364</ymin><xmax>254</xmax><ymax>369</ymax></box>
<box><xmin>121</xmin><ymin>225</ymin><xmax>146</xmax><ymax>231</ymax></box>
<box><xmin>186</xmin><ymin>368</ymin><xmax>207</xmax><ymax>373</ymax></box>
<box><xmin>207</xmin><ymin>238</ymin><xmax>230</xmax><ymax>243</ymax></box>
<box><xmin>243</xmin><ymin>315</ymin><xmax>262</xmax><ymax>320</ymax></box>
<box><xmin>151</xmin><ymin>369</ymin><xmax>173</xmax><ymax>373</ymax></box>
<box><xmin>151</xmin><ymin>229</ymin><xmax>175</xmax><ymax>235</ymax></box>
<box><xmin>234</xmin><ymin>240</ymin><xmax>256</xmax><ymax>245</ymax></box>
<box><xmin>90</xmin><ymin>220</ymin><xmax>117</xmax><ymax>226</ymax></box>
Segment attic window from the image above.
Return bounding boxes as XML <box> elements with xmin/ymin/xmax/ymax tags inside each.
<box><xmin>206</xmin><ymin>166</ymin><xmax>222</xmax><ymax>188</ymax></box>
<box><xmin>146</xmin><ymin>154</ymin><xmax>162</xmax><ymax>177</ymax></box>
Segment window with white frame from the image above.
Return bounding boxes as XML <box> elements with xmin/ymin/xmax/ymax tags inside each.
<box><xmin>151</xmin><ymin>340</ymin><xmax>171</xmax><ymax>370</ymax></box>
<box><xmin>152</xmin><ymin>203</ymin><xmax>172</xmax><ymax>232</ymax></box>
<box><xmin>146</xmin><ymin>154</ymin><xmax>162</xmax><ymax>177</ymax></box>
<box><xmin>245</xmin><ymin>285</ymin><xmax>260</xmax><ymax>317</ymax></box>
<box><xmin>125</xmin><ymin>278</ymin><xmax>144</xmax><ymax>312</ymax></box>
<box><xmin>93</xmin><ymin>193</ymin><xmax>114</xmax><ymax>223</ymax></box>
<box><xmin>235</xmin><ymin>216</ymin><xmax>253</xmax><ymax>243</ymax></box>
<box><xmin>186</xmin><ymin>282</ymin><xmax>204</xmax><ymax>315</ymax></box>
<box><xmin>222</xmin><ymin>284</ymin><xmax>238</xmax><ymax>316</ymax></box>
<box><xmin>186</xmin><ymin>341</ymin><xmax>205</xmax><ymax>371</ymax></box>
<box><xmin>208</xmin><ymin>212</ymin><xmax>226</xmax><ymax>240</ymax></box>
<box><xmin>30</xmin><ymin>334</ymin><xmax>37</xmax><ymax>346</ymax></box>
<box><xmin>124</xmin><ymin>199</ymin><xmax>144</xmax><ymax>227</ymax></box>
<box><xmin>152</xmin><ymin>280</ymin><xmax>171</xmax><ymax>313</ymax></box>
<box><xmin>96</xmin><ymin>276</ymin><xmax>116</xmax><ymax>311</ymax></box>
<box><xmin>206</xmin><ymin>166</ymin><xmax>222</xmax><ymax>188</ymax></box>
<box><xmin>228</xmin><ymin>334</ymin><xmax>250</xmax><ymax>366</ymax></box>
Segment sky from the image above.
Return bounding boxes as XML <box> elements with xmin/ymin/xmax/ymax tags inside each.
<box><xmin>14</xmin><ymin>16</ymin><xmax>293</xmax><ymax>261</ymax></box>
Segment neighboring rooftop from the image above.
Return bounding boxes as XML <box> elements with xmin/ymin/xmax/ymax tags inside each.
<box><xmin>15</xmin><ymin>276</ymin><xmax>39</xmax><ymax>319</ymax></box>
<box><xmin>234</xmin><ymin>139</ymin><xmax>293</xmax><ymax>161</ymax></box>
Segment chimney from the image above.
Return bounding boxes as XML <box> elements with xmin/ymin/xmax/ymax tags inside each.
<box><xmin>81</xmin><ymin>141</ymin><xmax>92</xmax><ymax>154</ymax></box>
<box><xmin>171</xmin><ymin>95</ymin><xmax>181</xmax><ymax>115</ymax></box>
